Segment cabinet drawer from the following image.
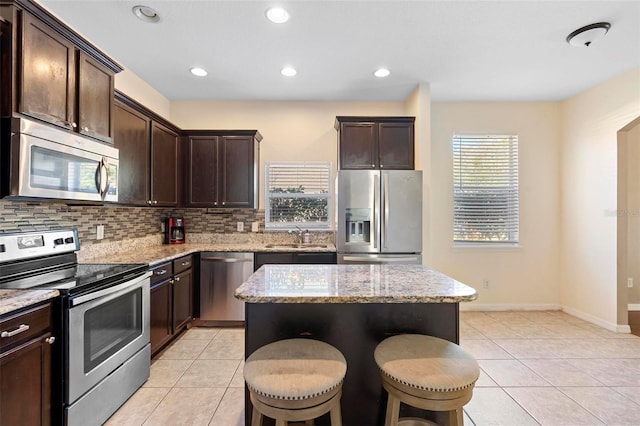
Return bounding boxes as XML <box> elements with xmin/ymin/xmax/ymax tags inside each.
<box><xmin>150</xmin><ymin>262</ymin><xmax>172</xmax><ymax>285</ymax></box>
<box><xmin>0</xmin><ymin>302</ymin><xmax>52</xmax><ymax>353</ymax></box>
<box><xmin>173</xmin><ymin>255</ymin><xmax>193</xmax><ymax>274</ymax></box>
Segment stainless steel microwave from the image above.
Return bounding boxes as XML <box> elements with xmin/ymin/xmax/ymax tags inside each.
<box><xmin>6</xmin><ymin>116</ymin><xmax>118</xmax><ymax>202</ymax></box>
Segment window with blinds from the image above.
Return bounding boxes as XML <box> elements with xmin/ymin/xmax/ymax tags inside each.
<box><xmin>453</xmin><ymin>134</ymin><xmax>519</xmax><ymax>244</ymax></box>
<box><xmin>265</xmin><ymin>162</ymin><xmax>332</xmax><ymax>230</ymax></box>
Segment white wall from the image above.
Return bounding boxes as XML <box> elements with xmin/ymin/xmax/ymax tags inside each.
<box><xmin>404</xmin><ymin>84</ymin><xmax>432</xmax><ymax>262</ymax></box>
<box><xmin>430</xmin><ymin>102</ymin><xmax>562</xmax><ymax>309</ymax></box>
<box><xmin>114</xmin><ymin>69</ymin><xmax>171</xmax><ymax>119</ymax></box>
<box><xmin>560</xmin><ymin>67</ymin><xmax>640</xmax><ymax>329</ymax></box>
<box><xmin>170</xmin><ymin>100</ymin><xmax>405</xmax><ymax>208</ymax></box>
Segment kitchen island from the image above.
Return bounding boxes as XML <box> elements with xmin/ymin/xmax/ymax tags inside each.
<box><xmin>235</xmin><ymin>264</ymin><xmax>477</xmax><ymax>426</ymax></box>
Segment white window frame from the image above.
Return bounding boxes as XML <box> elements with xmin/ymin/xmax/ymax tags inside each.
<box><xmin>452</xmin><ymin>133</ymin><xmax>519</xmax><ymax>246</ymax></box>
<box><xmin>265</xmin><ymin>162</ymin><xmax>332</xmax><ymax>231</ymax></box>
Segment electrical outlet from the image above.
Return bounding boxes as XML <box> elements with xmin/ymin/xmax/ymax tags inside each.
<box><xmin>251</xmin><ymin>222</ymin><xmax>259</xmax><ymax>232</ymax></box>
<box><xmin>237</xmin><ymin>222</ymin><xmax>244</xmax><ymax>232</ymax></box>
<box><xmin>482</xmin><ymin>279</ymin><xmax>490</xmax><ymax>290</ymax></box>
<box><xmin>629</xmin><ymin>277</ymin><xmax>634</xmax><ymax>288</ymax></box>
<box><xmin>160</xmin><ymin>221</ymin><xmax>165</xmax><ymax>233</ymax></box>
<box><xmin>96</xmin><ymin>224</ymin><xmax>104</xmax><ymax>240</ymax></box>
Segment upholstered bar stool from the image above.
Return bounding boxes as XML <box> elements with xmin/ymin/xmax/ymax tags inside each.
<box><xmin>374</xmin><ymin>334</ymin><xmax>480</xmax><ymax>426</ymax></box>
<box><xmin>243</xmin><ymin>338</ymin><xmax>347</xmax><ymax>426</ymax></box>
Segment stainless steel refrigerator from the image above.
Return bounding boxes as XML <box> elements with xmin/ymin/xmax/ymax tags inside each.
<box><xmin>336</xmin><ymin>170</ymin><xmax>422</xmax><ymax>264</ymax></box>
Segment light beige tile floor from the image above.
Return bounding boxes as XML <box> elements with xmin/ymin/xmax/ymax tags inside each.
<box><xmin>105</xmin><ymin>310</ymin><xmax>640</xmax><ymax>425</ymax></box>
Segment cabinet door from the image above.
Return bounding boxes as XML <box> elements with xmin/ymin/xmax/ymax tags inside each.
<box><xmin>78</xmin><ymin>52</ymin><xmax>114</xmax><ymax>143</ymax></box>
<box><xmin>220</xmin><ymin>136</ymin><xmax>255</xmax><ymax>207</ymax></box>
<box><xmin>0</xmin><ymin>334</ymin><xmax>52</xmax><ymax>426</ymax></box>
<box><xmin>150</xmin><ymin>279</ymin><xmax>172</xmax><ymax>356</ymax></box>
<box><xmin>378</xmin><ymin>122</ymin><xmax>414</xmax><ymax>169</ymax></box>
<box><xmin>150</xmin><ymin>122</ymin><xmax>179</xmax><ymax>206</ymax></box>
<box><xmin>253</xmin><ymin>252</ymin><xmax>294</xmax><ymax>271</ymax></box>
<box><xmin>339</xmin><ymin>122</ymin><xmax>377</xmax><ymax>169</ymax></box>
<box><xmin>113</xmin><ymin>100</ymin><xmax>150</xmax><ymax>205</ymax></box>
<box><xmin>186</xmin><ymin>136</ymin><xmax>219</xmax><ymax>207</ymax></box>
<box><xmin>172</xmin><ymin>269</ymin><xmax>193</xmax><ymax>333</ymax></box>
<box><xmin>293</xmin><ymin>252</ymin><xmax>337</xmax><ymax>264</ymax></box>
<box><xmin>20</xmin><ymin>12</ymin><xmax>76</xmax><ymax>130</ymax></box>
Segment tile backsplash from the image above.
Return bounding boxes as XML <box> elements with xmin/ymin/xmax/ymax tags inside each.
<box><xmin>0</xmin><ymin>199</ymin><xmax>264</xmax><ymax>249</ymax></box>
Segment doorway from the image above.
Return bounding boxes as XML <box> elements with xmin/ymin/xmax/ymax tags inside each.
<box><xmin>617</xmin><ymin>116</ymin><xmax>640</xmax><ymax>336</ymax></box>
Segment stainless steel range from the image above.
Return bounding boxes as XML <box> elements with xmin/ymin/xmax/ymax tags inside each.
<box><xmin>0</xmin><ymin>229</ymin><xmax>151</xmax><ymax>426</ymax></box>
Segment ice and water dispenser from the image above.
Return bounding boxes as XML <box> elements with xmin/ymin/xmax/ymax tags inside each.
<box><xmin>344</xmin><ymin>208</ymin><xmax>371</xmax><ymax>243</ymax></box>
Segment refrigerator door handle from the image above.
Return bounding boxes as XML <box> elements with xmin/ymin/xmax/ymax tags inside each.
<box><xmin>383</xmin><ymin>173</ymin><xmax>390</xmax><ymax>249</ymax></box>
<box><xmin>373</xmin><ymin>176</ymin><xmax>379</xmax><ymax>249</ymax></box>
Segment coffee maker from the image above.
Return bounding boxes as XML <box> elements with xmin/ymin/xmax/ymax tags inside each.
<box><xmin>165</xmin><ymin>217</ymin><xmax>186</xmax><ymax>244</ymax></box>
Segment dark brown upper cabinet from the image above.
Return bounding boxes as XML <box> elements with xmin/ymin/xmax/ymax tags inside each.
<box><xmin>0</xmin><ymin>1</ymin><xmax>121</xmax><ymax>143</ymax></box>
<box><xmin>335</xmin><ymin>116</ymin><xmax>415</xmax><ymax>170</ymax></box>
<box><xmin>185</xmin><ymin>131</ymin><xmax>262</xmax><ymax>208</ymax></box>
<box><xmin>113</xmin><ymin>99</ymin><xmax>150</xmax><ymax>205</ymax></box>
<box><xmin>113</xmin><ymin>91</ymin><xmax>181</xmax><ymax>207</ymax></box>
<box><xmin>151</xmin><ymin>122</ymin><xmax>180</xmax><ymax>207</ymax></box>
<box><xmin>78</xmin><ymin>52</ymin><xmax>114</xmax><ymax>143</ymax></box>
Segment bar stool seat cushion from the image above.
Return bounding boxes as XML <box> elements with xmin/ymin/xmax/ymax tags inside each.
<box><xmin>244</xmin><ymin>338</ymin><xmax>347</xmax><ymax>401</ymax></box>
<box><xmin>374</xmin><ymin>335</ymin><xmax>479</xmax><ymax>394</ymax></box>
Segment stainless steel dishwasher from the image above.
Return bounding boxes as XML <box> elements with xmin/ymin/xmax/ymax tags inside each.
<box><xmin>199</xmin><ymin>252</ymin><xmax>253</xmax><ymax>325</ymax></box>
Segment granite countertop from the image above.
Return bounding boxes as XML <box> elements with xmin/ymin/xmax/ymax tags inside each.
<box><xmin>234</xmin><ymin>264</ymin><xmax>477</xmax><ymax>303</ymax></box>
<box><xmin>0</xmin><ymin>289</ymin><xmax>60</xmax><ymax>316</ymax></box>
<box><xmin>85</xmin><ymin>242</ymin><xmax>336</xmax><ymax>266</ymax></box>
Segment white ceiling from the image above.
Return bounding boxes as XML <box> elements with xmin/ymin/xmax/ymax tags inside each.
<box><xmin>40</xmin><ymin>0</ymin><xmax>640</xmax><ymax>102</ymax></box>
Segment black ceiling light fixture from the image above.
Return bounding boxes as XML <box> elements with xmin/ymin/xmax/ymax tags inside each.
<box><xmin>566</xmin><ymin>22</ymin><xmax>611</xmax><ymax>47</ymax></box>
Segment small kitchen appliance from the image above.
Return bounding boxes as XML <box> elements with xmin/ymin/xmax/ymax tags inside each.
<box><xmin>165</xmin><ymin>217</ymin><xmax>185</xmax><ymax>244</ymax></box>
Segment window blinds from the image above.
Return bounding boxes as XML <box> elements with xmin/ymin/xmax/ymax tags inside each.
<box><xmin>453</xmin><ymin>135</ymin><xmax>519</xmax><ymax>243</ymax></box>
<box><xmin>265</xmin><ymin>162</ymin><xmax>332</xmax><ymax>229</ymax></box>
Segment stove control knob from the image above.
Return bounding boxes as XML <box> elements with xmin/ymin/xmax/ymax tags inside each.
<box><xmin>54</xmin><ymin>238</ymin><xmax>64</xmax><ymax>246</ymax></box>
<box><xmin>65</xmin><ymin>237</ymin><xmax>75</xmax><ymax>244</ymax></box>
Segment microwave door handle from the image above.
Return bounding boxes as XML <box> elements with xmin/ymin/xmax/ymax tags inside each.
<box><xmin>95</xmin><ymin>158</ymin><xmax>110</xmax><ymax>200</ymax></box>
<box><xmin>101</xmin><ymin>158</ymin><xmax>111</xmax><ymax>199</ymax></box>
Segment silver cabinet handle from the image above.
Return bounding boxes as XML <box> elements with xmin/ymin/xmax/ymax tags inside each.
<box><xmin>169</xmin><ymin>279</ymin><xmax>175</xmax><ymax>284</ymax></box>
<box><xmin>155</xmin><ymin>269</ymin><xmax>168</xmax><ymax>275</ymax></box>
<box><xmin>175</xmin><ymin>276</ymin><xmax>180</xmax><ymax>282</ymax></box>
<box><xmin>181</xmin><ymin>262</ymin><xmax>190</xmax><ymax>266</ymax></box>
<box><xmin>1</xmin><ymin>324</ymin><xmax>30</xmax><ymax>338</ymax></box>
<box><xmin>153</xmin><ymin>200</ymin><xmax>158</xmax><ymax>205</ymax></box>
<box><xmin>83</xmin><ymin>126</ymin><xmax>90</xmax><ymax>132</ymax></box>
<box><xmin>46</xmin><ymin>336</ymin><xmax>56</xmax><ymax>344</ymax></box>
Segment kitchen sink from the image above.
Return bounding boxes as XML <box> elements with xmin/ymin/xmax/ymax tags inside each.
<box><xmin>264</xmin><ymin>244</ymin><xmax>330</xmax><ymax>249</ymax></box>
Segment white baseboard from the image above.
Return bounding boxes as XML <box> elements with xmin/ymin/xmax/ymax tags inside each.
<box><xmin>628</xmin><ymin>304</ymin><xmax>640</xmax><ymax>311</ymax></box>
<box><xmin>460</xmin><ymin>303</ymin><xmax>561</xmax><ymax>311</ymax></box>
<box><xmin>460</xmin><ymin>303</ymin><xmax>632</xmax><ymax>334</ymax></box>
<box><xmin>562</xmin><ymin>305</ymin><xmax>631</xmax><ymax>333</ymax></box>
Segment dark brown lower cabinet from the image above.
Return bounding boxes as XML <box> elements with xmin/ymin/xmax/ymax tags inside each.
<box><xmin>150</xmin><ymin>278</ymin><xmax>172</xmax><ymax>356</ymax></box>
<box><xmin>149</xmin><ymin>255</ymin><xmax>193</xmax><ymax>357</ymax></box>
<box><xmin>172</xmin><ymin>268</ymin><xmax>193</xmax><ymax>333</ymax></box>
<box><xmin>0</xmin><ymin>302</ymin><xmax>53</xmax><ymax>426</ymax></box>
<box><xmin>254</xmin><ymin>252</ymin><xmax>337</xmax><ymax>271</ymax></box>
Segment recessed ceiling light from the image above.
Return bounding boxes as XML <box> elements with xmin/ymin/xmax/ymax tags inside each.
<box><xmin>132</xmin><ymin>5</ymin><xmax>160</xmax><ymax>23</ymax></box>
<box><xmin>566</xmin><ymin>22</ymin><xmax>611</xmax><ymax>47</ymax></box>
<box><xmin>281</xmin><ymin>66</ymin><xmax>297</xmax><ymax>77</ymax></box>
<box><xmin>374</xmin><ymin>68</ymin><xmax>391</xmax><ymax>78</ymax></box>
<box><xmin>266</xmin><ymin>7</ymin><xmax>290</xmax><ymax>24</ymax></box>
<box><xmin>190</xmin><ymin>67</ymin><xmax>208</xmax><ymax>77</ymax></box>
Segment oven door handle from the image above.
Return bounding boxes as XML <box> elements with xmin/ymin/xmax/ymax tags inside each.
<box><xmin>70</xmin><ymin>271</ymin><xmax>152</xmax><ymax>307</ymax></box>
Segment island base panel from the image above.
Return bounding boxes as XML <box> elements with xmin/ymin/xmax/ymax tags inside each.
<box><xmin>244</xmin><ymin>302</ymin><xmax>460</xmax><ymax>426</ymax></box>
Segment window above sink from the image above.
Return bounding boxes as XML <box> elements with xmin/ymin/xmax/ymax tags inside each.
<box><xmin>265</xmin><ymin>162</ymin><xmax>332</xmax><ymax>231</ymax></box>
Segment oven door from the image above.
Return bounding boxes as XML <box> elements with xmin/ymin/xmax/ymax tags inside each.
<box><xmin>66</xmin><ymin>272</ymin><xmax>150</xmax><ymax>404</ymax></box>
